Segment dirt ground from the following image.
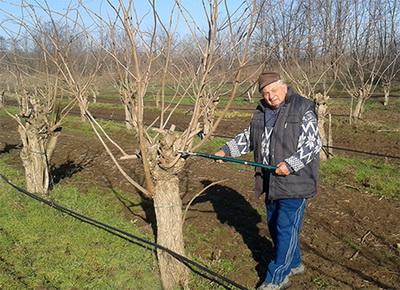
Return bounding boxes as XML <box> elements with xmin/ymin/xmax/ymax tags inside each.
<box><xmin>1</xmin><ymin>102</ymin><xmax>399</xmax><ymax>289</ymax></box>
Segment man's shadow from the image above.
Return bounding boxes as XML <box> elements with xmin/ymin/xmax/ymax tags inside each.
<box><xmin>193</xmin><ymin>180</ymin><xmax>274</xmax><ymax>283</ymax></box>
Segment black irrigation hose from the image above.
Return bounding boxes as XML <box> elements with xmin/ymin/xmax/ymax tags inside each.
<box><xmin>0</xmin><ymin>173</ymin><xmax>249</xmax><ymax>290</ymax></box>
<box><xmin>321</xmin><ymin>145</ymin><xmax>400</xmax><ymax>160</ymax></box>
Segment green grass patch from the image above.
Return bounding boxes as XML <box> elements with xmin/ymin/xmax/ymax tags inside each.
<box><xmin>196</xmin><ymin>136</ymin><xmax>227</xmax><ymax>153</ymax></box>
<box><xmin>363</xmin><ymin>97</ymin><xmax>400</xmax><ymax>113</ymax></box>
<box><xmin>0</xmin><ymin>155</ymin><xmax>160</xmax><ymax>289</ymax></box>
<box><xmin>96</xmin><ymin>82</ymin><xmax>256</xmax><ymax>107</ymax></box>
<box><xmin>96</xmin><ymin>86</ymin><xmax>120</xmax><ymax>100</ymax></box>
<box><xmin>0</xmin><ymin>106</ymin><xmax>18</xmax><ymax>116</ymax></box>
<box><xmin>63</xmin><ymin>115</ymin><xmax>128</xmax><ymax>137</ymax></box>
<box><xmin>215</xmin><ymin>110</ymin><xmax>252</xmax><ymax>119</ymax></box>
<box><xmin>1</xmin><ymin>106</ymin><xmax>127</xmax><ymax>137</ymax></box>
<box><xmin>90</xmin><ymin>101</ymin><xmax>121</xmax><ymax>110</ymax></box>
<box><xmin>321</xmin><ymin>156</ymin><xmax>400</xmax><ymax>198</ymax></box>
<box><xmin>312</xmin><ymin>276</ymin><xmax>334</xmax><ymax>289</ymax></box>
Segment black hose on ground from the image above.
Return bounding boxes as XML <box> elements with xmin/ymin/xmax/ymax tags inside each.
<box><xmin>0</xmin><ymin>173</ymin><xmax>249</xmax><ymax>290</ymax></box>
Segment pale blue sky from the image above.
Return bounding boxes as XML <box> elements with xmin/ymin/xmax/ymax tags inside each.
<box><xmin>0</xmin><ymin>0</ymin><xmax>245</xmax><ymax>39</ymax></box>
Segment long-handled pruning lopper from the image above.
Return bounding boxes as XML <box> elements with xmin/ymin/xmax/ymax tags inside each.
<box><xmin>178</xmin><ymin>151</ymin><xmax>277</xmax><ymax>171</ymax></box>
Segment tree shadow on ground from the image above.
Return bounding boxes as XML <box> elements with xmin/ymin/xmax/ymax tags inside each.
<box><xmin>102</xmin><ymin>175</ymin><xmax>157</xmax><ymax>237</ymax></box>
<box><xmin>0</xmin><ymin>143</ymin><xmax>21</xmax><ymax>155</ymax></box>
<box><xmin>51</xmin><ymin>153</ymin><xmax>94</xmax><ymax>186</ymax></box>
<box><xmin>193</xmin><ymin>180</ymin><xmax>274</xmax><ymax>284</ymax></box>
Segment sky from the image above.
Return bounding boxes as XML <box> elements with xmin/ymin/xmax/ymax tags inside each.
<box><xmin>0</xmin><ymin>0</ymin><xmax>246</xmax><ymax>39</ymax></box>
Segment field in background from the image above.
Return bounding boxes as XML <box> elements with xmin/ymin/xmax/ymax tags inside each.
<box><xmin>0</xmin><ymin>81</ymin><xmax>399</xmax><ymax>289</ymax></box>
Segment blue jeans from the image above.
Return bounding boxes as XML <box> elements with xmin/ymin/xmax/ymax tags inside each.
<box><xmin>264</xmin><ymin>198</ymin><xmax>306</xmax><ymax>284</ymax></box>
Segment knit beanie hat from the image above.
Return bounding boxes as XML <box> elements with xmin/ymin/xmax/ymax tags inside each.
<box><xmin>258</xmin><ymin>72</ymin><xmax>281</xmax><ymax>91</ymax></box>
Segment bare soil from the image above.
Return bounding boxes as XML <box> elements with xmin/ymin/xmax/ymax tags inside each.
<box><xmin>1</xmin><ymin>105</ymin><xmax>399</xmax><ymax>289</ymax></box>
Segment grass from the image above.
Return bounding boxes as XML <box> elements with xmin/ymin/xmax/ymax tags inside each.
<box><xmin>0</xmin><ymin>154</ymin><xmax>161</xmax><ymax>289</ymax></box>
<box><xmin>196</xmin><ymin>136</ymin><xmax>227</xmax><ymax>153</ymax></box>
<box><xmin>320</xmin><ymin>156</ymin><xmax>400</xmax><ymax>198</ymax></box>
<box><xmin>0</xmin><ymin>146</ymin><xmax>242</xmax><ymax>290</ymax></box>
<box><xmin>63</xmin><ymin>115</ymin><xmax>128</xmax><ymax>137</ymax></box>
<box><xmin>312</xmin><ymin>276</ymin><xmax>334</xmax><ymax>289</ymax></box>
<box><xmin>94</xmin><ymin>82</ymin><xmax>255</xmax><ymax>107</ymax></box>
<box><xmin>363</xmin><ymin>96</ymin><xmax>400</xmax><ymax>113</ymax></box>
<box><xmin>215</xmin><ymin>110</ymin><xmax>252</xmax><ymax>119</ymax></box>
<box><xmin>184</xmin><ymin>224</ymin><xmax>241</xmax><ymax>290</ymax></box>
<box><xmin>0</xmin><ymin>106</ymin><xmax>18</xmax><ymax>116</ymax></box>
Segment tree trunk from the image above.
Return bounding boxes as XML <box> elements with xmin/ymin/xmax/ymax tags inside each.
<box><xmin>314</xmin><ymin>93</ymin><xmax>330</xmax><ymax>160</ymax></box>
<box><xmin>153</xmin><ymin>167</ymin><xmax>189</xmax><ymax>290</ymax></box>
<box><xmin>79</xmin><ymin>98</ymin><xmax>89</xmax><ymax>122</ymax></box>
<box><xmin>352</xmin><ymin>97</ymin><xmax>365</xmax><ymax>122</ymax></box>
<box><xmin>383</xmin><ymin>87</ymin><xmax>390</xmax><ymax>106</ymax></box>
<box><xmin>124</xmin><ymin>103</ymin><xmax>134</xmax><ymax>130</ymax></box>
<box><xmin>328</xmin><ymin>114</ymin><xmax>333</xmax><ymax>156</ymax></box>
<box><xmin>318</xmin><ymin>117</ymin><xmax>328</xmax><ymax>161</ymax></box>
<box><xmin>202</xmin><ymin>98</ymin><xmax>219</xmax><ymax>138</ymax></box>
<box><xmin>203</xmin><ymin>115</ymin><xmax>213</xmax><ymax>137</ymax></box>
<box><xmin>0</xmin><ymin>90</ymin><xmax>4</xmax><ymax>108</ymax></box>
<box><xmin>18</xmin><ymin>125</ymin><xmax>50</xmax><ymax>195</ymax></box>
<box><xmin>155</xmin><ymin>92</ymin><xmax>160</xmax><ymax>109</ymax></box>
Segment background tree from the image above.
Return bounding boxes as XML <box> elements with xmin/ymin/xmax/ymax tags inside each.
<box><xmin>2</xmin><ymin>49</ymin><xmax>74</xmax><ymax>194</ymax></box>
<box><xmin>255</xmin><ymin>0</ymin><xmax>400</xmax><ymax>124</ymax></box>
<box><xmin>0</xmin><ymin>1</ymin><xmax>101</xmax><ymax>194</ymax></box>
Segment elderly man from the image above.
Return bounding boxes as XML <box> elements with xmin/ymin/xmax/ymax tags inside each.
<box><xmin>214</xmin><ymin>72</ymin><xmax>321</xmax><ymax>289</ymax></box>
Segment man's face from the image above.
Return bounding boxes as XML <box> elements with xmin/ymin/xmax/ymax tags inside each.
<box><xmin>261</xmin><ymin>81</ymin><xmax>288</xmax><ymax>109</ymax></box>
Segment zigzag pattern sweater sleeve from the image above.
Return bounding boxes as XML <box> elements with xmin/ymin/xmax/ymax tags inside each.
<box><xmin>284</xmin><ymin>110</ymin><xmax>322</xmax><ymax>172</ymax></box>
<box><xmin>221</xmin><ymin>126</ymin><xmax>251</xmax><ymax>157</ymax></box>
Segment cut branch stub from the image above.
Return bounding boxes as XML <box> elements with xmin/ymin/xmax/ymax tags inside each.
<box><xmin>155</xmin><ymin>126</ymin><xmax>185</xmax><ymax>173</ymax></box>
<box><xmin>314</xmin><ymin>93</ymin><xmax>329</xmax><ymax>118</ymax></box>
<box><xmin>202</xmin><ymin>95</ymin><xmax>220</xmax><ymax>137</ymax></box>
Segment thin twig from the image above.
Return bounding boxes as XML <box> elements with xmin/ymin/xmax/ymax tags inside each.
<box><xmin>349</xmin><ymin>230</ymin><xmax>372</xmax><ymax>261</ymax></box>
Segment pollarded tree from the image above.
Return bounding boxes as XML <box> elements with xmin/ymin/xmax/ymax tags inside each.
<box><xmin>381</xmin><ymin>50</ymin><xmax>400</xmax><ymax>107</ymax></box>
<box><xmin>3</xmin><ymin>66</ymin><xmax>74</xmax><ymax>195</ymax></box>
<box><xmin>375</xmin><ymin>0</ymin><xmax>399</xmax><ymax>106</ymax></box>
<box><xmin>81</xmin><ymin>0</ymin><xmax>265</xmax><ymax>288</ymax></box>
<box><xmin>0</xmin><ymin>2</ymin><xmax>99</xmax><ymax>195</ymax></box>
<box><xmin>18</xmin><ymin>0</ymin><xmax>264</xmax><ymax>287</ymax></box>
<box><xmin>13</xmin><ymin>83</ymin><xmax>68</xmax><ymax>194</ymax></box>
<box><xmin>104</xmin><ymin>1</ymin><xmax>263</xmax><ymax>288</ymax></box>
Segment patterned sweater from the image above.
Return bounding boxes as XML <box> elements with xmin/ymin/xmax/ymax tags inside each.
<box><xmin>222</xmin><ymin>107</ymin><xmax>321</xmax><ymax>173</ymax></box>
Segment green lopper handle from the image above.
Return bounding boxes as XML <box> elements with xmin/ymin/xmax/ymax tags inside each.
<box><xmin>193</xmin><ymin>152</ymin><xmax>277</xmax><ymax>171</ymax></box>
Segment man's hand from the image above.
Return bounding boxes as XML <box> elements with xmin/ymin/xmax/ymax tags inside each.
<box><xmin>214</xmin><ymin>150</ymin><xmax>225</xmax><ymax>163</ymax></box>
<box><xmin>275</xmin><ymin>162</ymin><xmax>290</xmax><ymax>176</ymax></box>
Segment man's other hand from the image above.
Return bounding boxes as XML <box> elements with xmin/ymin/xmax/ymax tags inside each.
<box><xmin>275</xmin><ymin>162</ymin><xmax>290</xmax><ymax>176</ymax></box>
<box><xmin>214</xmin><ymin>150</ymin><xmax>225</xmax><ymax>163</ymax></box>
